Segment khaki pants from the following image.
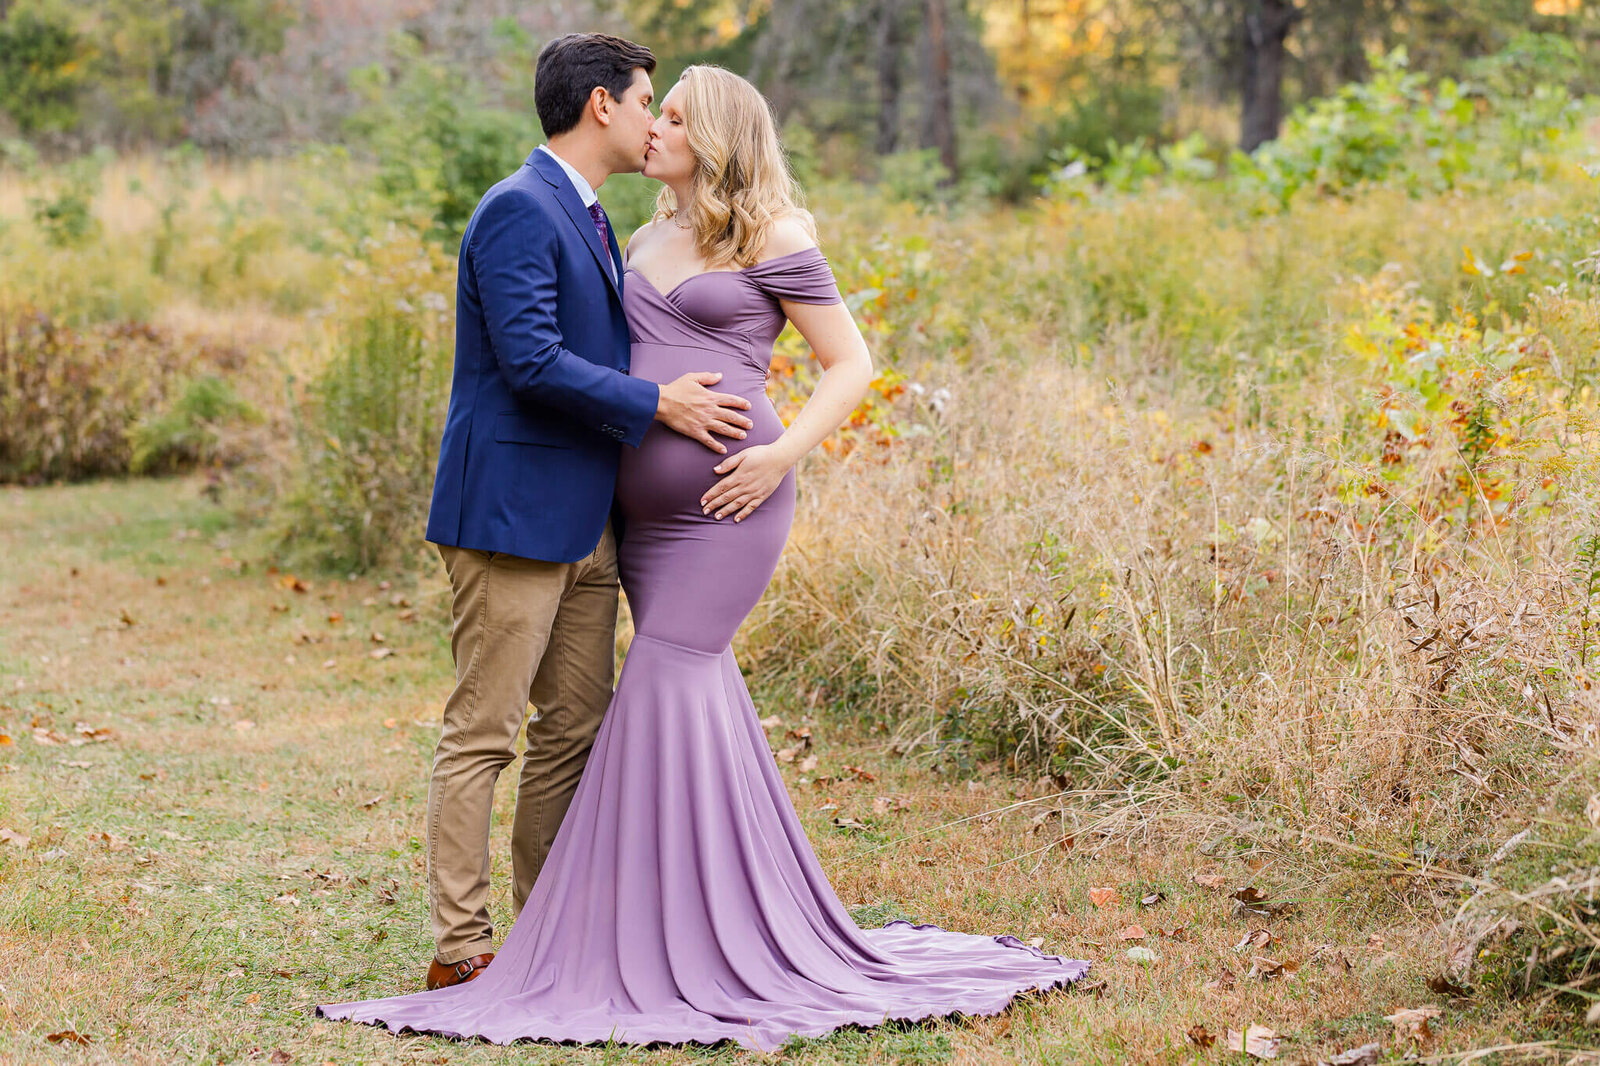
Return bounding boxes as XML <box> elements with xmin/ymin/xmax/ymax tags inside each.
<box><xmin>426</xmin><ymin>524</ymin><xmax>619</xmax><ymax>965</ymax></box>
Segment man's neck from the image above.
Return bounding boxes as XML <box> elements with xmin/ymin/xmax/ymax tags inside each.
<box><xmin>544</xmin><ymin>136</ymin><xmax>608</xmax><ymax>194</ymax></box>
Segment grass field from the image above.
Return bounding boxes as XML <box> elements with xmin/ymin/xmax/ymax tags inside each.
<box><xmin>2</xmin><ymin>476</ymin><xmax>1596</xmax><ymax>1064</ymax></box>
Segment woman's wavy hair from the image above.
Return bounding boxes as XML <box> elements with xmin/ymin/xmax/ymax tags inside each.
<box><xmin>652</xmin><ymin>65</ymin><xmax>816</xmax><ymax>268</ymax></box>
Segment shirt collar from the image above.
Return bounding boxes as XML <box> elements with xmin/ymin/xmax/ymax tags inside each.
<box><xmin>537</xmin><ymin>144</ymin><xmax>598</xmax><ymax>208</ymax></box>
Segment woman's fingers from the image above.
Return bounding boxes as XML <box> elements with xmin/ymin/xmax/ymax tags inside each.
<box><xmin>715</xmin><ymin>493</ymin><xmax>761</xmax><ymax>520</ymax></box>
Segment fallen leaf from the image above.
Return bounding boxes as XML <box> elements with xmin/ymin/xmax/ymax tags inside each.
<box><xmin>326</xmin><ymin>612</ymin><xmax>344</xmax><ymax>625</ymax></box>
<box><xmin>279</xmin><ymin>575</ymin><xmax>311</xmax><ymax>593</ymax></box>
<box><xmin>1227</xmin><ymin>1026</ymin><xmax>1280</xmax><ymax>1059</ymax></box>
<box><xmin>1316</xmin><ymin>1042</ymin><xmax>1382</xmax><ymax>1066</ymax></box>
<box><xmin>118</xmin><ymin>608</ymin><xmax>136</xmax><ymax>627</ymax></box>
<box><xmin>0</xmin><ymin>733</ymin><xmax>13</xmax><ymax>746</ymax></box>
<box><xmin>798</xmin><ymin>754</ymin><xmax>818</xmax><ymax>773</ymax></box>
<box><xmin>1425</xmin><ymin>974</ymin><xmax>1473</xmax><ymax>998</ymax></box>
<box><xmin>1125</xmin><ymin>946</ymin><xmax>1159</xmax><ymax>965</ymax></box>
<box><xmin>369</xmin><ymin>631</ymin><xmax>386</xmax><ymax>644</ymax></box>
<box><xmin>390</xmin><ymin>594</ymin><xmax>411</xmax><ymax>608</ymax></box>
<box><xmin>89</xmin><ymin>831</ymin><xmax>128</xmax><ymax>851</ymax></box>
<box><xmin>1077</xmin><ymin>979</ymin><xmax>1108</xmax><ymax>999</ymax></box>
<box><xmin>1248</xmin><ymin>956</ymin><xmax>1301</xmax><ymax>980</ymax></box>
<box><xmin>1192</xmin><ymin>872</ymin><xmax>1228</xmax><ymax>890</ymax></box>
<box><xmin>831</xmin><ymin>817</ymin><xmax>869</xmax><ymax>832</ymax></box>
<box><xmin>369</xmin><ymin>648</ymin><xmax>394</xmax><ymax>660</ymax></box>
<box><xmin>46</xmin><ymin>1031</ymin><xmax>92</xmax><ymax>1045</ymax></box>
<box><xmin>1202</xmin><ymin>967</ymin><xmax>1237</xmax><ymax>992</ymax></box>
<box><xmin>269</xmin><ymin>1050</ymin><xmax>292</xmax><ymax>1064</ymax></box>
<box><xmin>1186</xmin><ymin>1024</ymin><xmax>1216</xmax><ymax>1049</ymax></box>
<box><xmin>382</xmin><ymin>717</ymin><xmax>397</xmax><ymax>729</ymax></box>
<box><xmin>1117</xmin><ymin>924</ymin><xmax>1147</xmax><ymax>941</ymax></box>
<box><xmin>1235</xmin><ymin>928</ymin><xmax>1275</xmax><ymax>952</ymax></box>
<box><xmin>775</xmin><ymin>746</ymin><xmax>798</xmax><ymax>763</ymax></box>
<box><xmin>74</xmin><ymin>723</ymin><xmax>113</xmax><ymax>742</ymax></box>
<box><xmin>244</xmin><ymin>993</ymin><xmax>261</xmax><ymax>1005</ymax></box>
<box><xmin>0</xmin><ymin>828</ymin><xmax>29</xmax><ymax>847</ymax></box>
<box><xmin>1384</xmin><ymin>1006</ymin><xmax>1441</xmax><ymax>1040</ymax></box>
<box><xmin>360</xmin><ymin>795</ymin><xmax>384</xmax><ymax>809</ymax></box>
<box><xmin>1157</xmin><ymin>926</ymin><xmax>1189</xmax><ymax>940</ymax></box>
<box><xmin>1088</xmin><ymin>886</ymin><xmax>1118</xmax><ymax>908</ymax></box>
<box><xmin>397</xmin><ymin>608</ymin><xmax>418</xmax><ymax>622</ymax></box>
<box><xmin>1139</xmin><ymin>890</ymin><xmax>1166</xmax><ymax>907</ymax></box>
<box><xmin>758</xmin><ymin>715</ymin><xmax>782</xmax><ymax>729</ymax></box>
<box><xmin>872</xmin><ymin>795</ymin><xmax>911</xmax><ymax>815</ymax></box>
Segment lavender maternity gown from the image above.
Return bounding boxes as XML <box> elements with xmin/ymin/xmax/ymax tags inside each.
<box><xmin>316</xmin><ymin>246</ymin><xmax>1091</xmax><ymax>1051</ymax></box>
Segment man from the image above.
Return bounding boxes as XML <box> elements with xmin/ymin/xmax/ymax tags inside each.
<box><xmin>419</xmin><ymin>32</ymin><xmax>753</xmax><ymax>991</ymax></box>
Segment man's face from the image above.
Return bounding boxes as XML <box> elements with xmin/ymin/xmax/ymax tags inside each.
<box><xmin>607</xmin><ymin>67</ymin><xmax>656</xmax><ymax>174</ymax></box>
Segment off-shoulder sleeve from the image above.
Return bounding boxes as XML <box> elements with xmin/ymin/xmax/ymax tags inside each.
<box><xmin>746</xmin><ymin>246</ymin><xmax>844</xmax><ymax>304</ymax></box>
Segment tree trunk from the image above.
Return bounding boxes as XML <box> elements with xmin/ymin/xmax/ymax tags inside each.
<box><xmin>1237</xmin><ymin>0</ymin><xmax>1298</xmax><ymax>152</ymax></box>
<box><xmin>875</xmin><ymin>0</ymin><xmax>902</xmax><ymax>155</ymax></box>
<box><xmin>920</xmin><ymin>0</ymin><xmax>958</xmax><ymax>181</ymax></box>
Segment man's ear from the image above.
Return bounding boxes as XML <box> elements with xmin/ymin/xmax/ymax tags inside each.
<box><xmin>589</xmin><ymin>85</ymin><xmax>613</xmax><ymax>128</ymax></box>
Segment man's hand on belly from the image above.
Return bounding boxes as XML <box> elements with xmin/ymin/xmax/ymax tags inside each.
<box><xmin>655</xmin><ymin>371</ymin><xmax>755</xmax><ymax>454</ymax></box>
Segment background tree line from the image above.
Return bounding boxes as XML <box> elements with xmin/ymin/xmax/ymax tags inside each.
<box><xmin>2</xmin><ymin>0</ymin><xmax>1596</xmax><ymax>190</ymax></box>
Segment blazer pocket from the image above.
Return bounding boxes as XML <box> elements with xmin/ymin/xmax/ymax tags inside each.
<box><xmin>494</xmin><ymin>411</ymin><xmax>573</xmax><ymax>449</ymax></box>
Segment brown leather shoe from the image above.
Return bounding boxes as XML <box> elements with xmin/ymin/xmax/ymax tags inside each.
<box><xmin>425</xmin><ymin>951</ymin><xmax>494</xmax><ymax>990</ymax></box>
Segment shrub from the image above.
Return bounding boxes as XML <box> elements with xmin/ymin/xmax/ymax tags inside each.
<box><xmin>274</xmin><ymin>226</ymin><xmax>453</xmax><ymax>572</ymax></box>
<box><xmin>129</xmin><ymin>375</ymin><xmax>259</xmax><ymax>475</ymax></box>
<box><xmin>0</xmin><ymin>308</ymin><xmax>194</xmax><ymax>482</ymax></box>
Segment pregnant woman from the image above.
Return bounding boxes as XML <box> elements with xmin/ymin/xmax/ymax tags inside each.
<box><xmin>317</xmin><ymin>64</ymin><xmax>1090</xmax><ymax>1052</ymax></box>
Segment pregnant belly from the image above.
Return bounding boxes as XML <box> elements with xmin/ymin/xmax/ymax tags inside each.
<box><xmin>617</xmin><ymin>343</ymin><xmax>784</xmax><ymax>525</ymax></box>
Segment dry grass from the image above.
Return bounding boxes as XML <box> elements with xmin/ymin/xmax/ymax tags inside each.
<box><xmin>0</xmin><ymin>478</ymin><xmax>1595</xmax><ymax>1064</ymax></box>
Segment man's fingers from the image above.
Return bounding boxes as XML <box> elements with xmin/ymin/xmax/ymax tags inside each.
<box><xmin>710</xmin><ymin>391</ymin><xmax>753</xmax><ymax>411</ymax></box>
<box><xmin>697</xmin><ymin>431</ymin><xmax>728</xmax><ymax>454</ymax></box>
<box><xmin>708</xmin><ymin>420</ymin><xmax>748</xmax><ymax>439</ymax></box>
<box><xmin>692</xmin><ymin>371</ymin><xmax>723</xmax><ymax>385</ymax></box>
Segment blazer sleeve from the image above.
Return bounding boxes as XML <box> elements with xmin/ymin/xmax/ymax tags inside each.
<box><xmin>468</xmin><ymin>189</ymin><xmax>658</xmax><ymax>447</ymax></box>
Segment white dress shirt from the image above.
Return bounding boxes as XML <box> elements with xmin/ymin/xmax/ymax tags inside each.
<box><xmin>537</xmin><ymin>144</ymin><xmax>616</xmax><ymax>282</ymax></box>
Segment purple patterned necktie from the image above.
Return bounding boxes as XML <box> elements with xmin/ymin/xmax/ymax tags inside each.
<box><xmin>587</xmin><ymin>201</ymin><xmax>615</xmax><ymax>279</ymax></box>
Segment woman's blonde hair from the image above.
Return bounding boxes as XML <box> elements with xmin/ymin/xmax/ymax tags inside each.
<box><xmin>652</xmin><ymin>64</ymin><xmax>817</xmax><ymax>268</ymax></box>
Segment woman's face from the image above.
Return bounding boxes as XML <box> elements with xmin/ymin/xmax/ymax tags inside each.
<box><xmin>644</xmin><ymin>84</ymin><xmax>695</xmax><ymax>186</ymax></box>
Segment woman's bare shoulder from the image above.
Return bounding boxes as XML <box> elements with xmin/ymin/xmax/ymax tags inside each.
<box><xmin>757</xmin><ymin>212</ymin><xmax>820</xmax><ymax>262</ymax></box>
<box><xmin>624</xmin><ymin>218</ymin><xmax>662</xmax><ymax>263</ymax></box>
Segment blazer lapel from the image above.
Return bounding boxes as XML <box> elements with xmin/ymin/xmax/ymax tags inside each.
<box><xmin>528</xmin><ymin>149</ymin><xmax>622</xmax><ymax>302</ymax></box>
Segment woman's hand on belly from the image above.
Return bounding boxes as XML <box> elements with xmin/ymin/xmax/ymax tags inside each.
<box><xmin>701</xmin><ymin>442</ymin><xmax>796</xmax><ymax>522</ymax></box>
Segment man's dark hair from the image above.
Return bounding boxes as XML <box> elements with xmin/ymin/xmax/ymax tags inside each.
<box><xmin>535</xmin><ymin>33</ymin><xmax>657</xmax><ymax>138</ymax></box>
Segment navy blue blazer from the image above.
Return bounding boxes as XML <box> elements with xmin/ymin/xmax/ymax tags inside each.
<box><xmin>425</xmin><ymin>148</ymin><xmax>660</xmax><ymax>563</ymax></box>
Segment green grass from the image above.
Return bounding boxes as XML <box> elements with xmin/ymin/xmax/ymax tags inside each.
<box><xmin>0</xmin><ymin>476</ymin><xmax>1594</xmax><ymax>1064</ymax></box>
